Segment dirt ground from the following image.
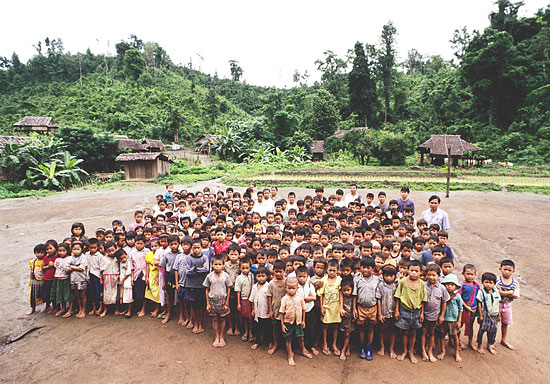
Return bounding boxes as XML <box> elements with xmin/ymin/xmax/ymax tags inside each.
<box><xmin>1</xmin><ymin>180</ymin><xmax>549</xmax><ymax>383</ymax></box>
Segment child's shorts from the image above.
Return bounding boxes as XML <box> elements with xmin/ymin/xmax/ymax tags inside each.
<box><xmin>443</xmin><ymin>321</ymin><xmax>459</xmax><ymax>336</ymax></box>
<box><xmin>283</xmin><ymin>323</ymin><xmax>304</xmax><ymax>339</ymax></box>
<box><xmin>184</xmin><ymin>287</ymin><xmax>206</xmax><ymax>302</ymax></box>
<box><xmin>71</xmin><ymin>281</ymin><xmax>88</xmax><ymax>291</ymax></box>
<box><xmin>395</xmin><ymin>307</ymin><xmax>422</xmax><ymax>330</ymax></box>
<box><xmin>177</xmin><ymin>287</ymin><xmax>186</xmax><ymax>298</ymax></box>
<box><xmin>378</xmin><ymin>317</ymin><xmax>395</xmax><ymax>330</ymax></box>
<box><xmin>500</xmin><ymin>302</ymin><xmax>513</xmax><ymax>325</ymax></box>
<box><xmin>208</xmin><ymin>297</ymin><xmax>230</xmax><ymax>317</ymax></box>
<box><xmin>356</xmin><ymin>305</ymin><xmax>377</xmax><ymax>325</ymax></box>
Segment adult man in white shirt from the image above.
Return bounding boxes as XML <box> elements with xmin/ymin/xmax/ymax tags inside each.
<box><xmin>420</xmin><ymin>195</ymin><xmax>450</xmax><ymax>230</ymax></box>
<box><xmin>344</xmin><ymin>184</ymin><xmax>362</xmax><ymax>205</ymax></box>
<box><xmin>253</xmin><ymin>191</ymin><xmax>270</xmax><ymax>217</ymax></box>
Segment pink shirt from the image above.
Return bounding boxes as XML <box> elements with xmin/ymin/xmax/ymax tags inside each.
<box><xmin>129</xmin><ymin>249</ymin><xmax>148</xmax><ymax>280</ymax></box>
<box><xmin>279</xmin><ymin>294</ymin><xmax>306</xmax><ymax>325</ymax></box>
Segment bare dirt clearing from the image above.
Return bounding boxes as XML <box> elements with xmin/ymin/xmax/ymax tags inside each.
<box><xmin>1</xmin><ymin>181</ymin><xmax>549</xmax><ymax>383</ymax></box>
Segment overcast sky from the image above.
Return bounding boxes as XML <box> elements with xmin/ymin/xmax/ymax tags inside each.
<box><xmin>2</xmin><ymin>0</ymin><xmax>547</xmax><ymax>87</ymax></box>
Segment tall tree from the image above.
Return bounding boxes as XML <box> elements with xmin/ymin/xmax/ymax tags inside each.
<box><xmin>229</xmin><ymin>60</ymin><xmax>243</xmax><ymax>82</ymax></box>
<box><xmin>349</xmin><ymin>42</ymin><xmax>378</xmax><ymax>127</ymax></box>
<box><xmin>378</xmin><ymin>21</ymin><xmax>397</xmax><ymax>124</ymax></box>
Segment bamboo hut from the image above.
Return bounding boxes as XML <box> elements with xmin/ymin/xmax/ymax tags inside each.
<box><xmin>115</xmin><ymin>152</ymin><xmax>171</xmax><ymax>180</ymax></box>
<box><xmin>417</xmin><ymin>135</ymin><xmax>482</xmax><ymax>166</ymax></box>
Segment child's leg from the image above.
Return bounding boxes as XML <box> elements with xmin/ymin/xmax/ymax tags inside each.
<box><xmin>178</xmin><ymin>300</ymin><xmax>185</xmax><ymax>324</ymax></box>
<box><xmin>366</xmin><ymin>323</ymin><xmax>374</xmax><ymax>359</ymax></box>
<box><xmin>188</xmin><ymin>305</ymin><xmax>196</xmax><ymax>329</ymax></box>
<box><xmin>407</xmin><ymin>329</ymin><xmax>418</xmax><ymax>364</ymax></box>
<box><xmin>298</xmin><ymin>336</ymin><xmax>313</xmax><ymax>359</ymax></box>
<box><xmin>437</xmin><ymin>331</ymin><xmax>447</xmax><ymax>360</ymax></box>
<box><xmin>76</xmin><ymin>290</ymin><xmax>86</xmax><ymax>318</ymax></box>
<box><xmin>163</xmin><ymin>294</ymin><xmax>173</xmax><ymax>324</ymax></box>
<box><xmin>219</xmin><ymin>315</ymin><xmax>227</xmax><ymax>346</ymax></box>
<box><xmin>421</xmin><ymin>326</ymin><xmax>429</xmax><ymax>360</ymax></box>
<box><xmin>138</xmin><ymin>298</ymin><xmax>146</xmax><ymax>317</ymax></box>
<box><xmin>389</xmin><ymin>325</ymin><xmax>397</xmax><ymax>358</ymax></box>
<box><xmin>427</xmin><ymin>324</ymin><xmax>437</xmax><ymax>362</ymax></box>
<box><xmin>63</xmin><ymin>298</ymin><xmax>74</xmax><ymax>318</ymax></box>
<box><xmin>487</xmin><ymin>330</ymin><xmax>497</xmax><ymax>354</ymax></box>
<box><xmin>286</xmin><ymin>336</ymin><xmax>295</xmax><ymax>366</ymax></box>
<box><xmin>501</xmin><ymin>323</ymin><xmax>514</xmax><ymax>350</ymax></box>
<box><xmin>340</xmin><ymin>331</ymin><xmax>351</xmax><ymax>360</ymax></box>
<box><xmin>467</xmin><ymin>315</ymin><xmax>477</xmax><ymax>350</ymax></box>
<box><xmin>453</xmin><ymin>334</ymin><xmax>462</xmax><ymax>361</ymax></box>
<box><xmin>100</xmin><ymin>303</ymin><xmax>108</xmax><ymax>317</ymax></box>
<box><xmin>268</xmin><ymin>321</ymin><xmax>279</xmax><ymax>354</ymax></box>
<box><xmin>331</xmin><ymin>325</ymin><xmax>339</xmax><ymax>354</ymax></box>
<box><xmin>397</xmin><ymin>329</ymin><xmax>408</xmax><ymax>361</ymax></box>
<box><xmin>212</xmin><ymin>315</ymin><xmax>220</xmax><ymax>346</ymax></box>
<box><xmin>251</xmin><ymin>320</ymin><xmax>261</xmax><ymax>350</ymax></box>
<box><xmin>476</xmin><ymin>328</ymin><xmax>486</xmax><ymax>354</ymax></box>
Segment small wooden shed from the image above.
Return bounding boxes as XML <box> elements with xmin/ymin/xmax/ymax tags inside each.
<box><xmin>115</xmin><ymin>152</ymin><xmax>171</xmax><ymax>180</ymax></box>
<box><xmin>13</xmin><ymin>116</ymin><xmax>59</xmax><ymax>134</ymax></box>
<box><xmin>311</xmin><ymin>140</ymin><xmax>324</xmax><ymax>161</ymax></box>
<box><xmin>418</xmin><ymin>135</ymin><xmax>482</xmax><ymax>166</ymax></box>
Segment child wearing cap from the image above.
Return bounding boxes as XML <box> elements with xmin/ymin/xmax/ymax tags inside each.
<box><xmin>440</xmin><ymin>273</ymin><xmax>463</xmax><ymax>362</ymax></box>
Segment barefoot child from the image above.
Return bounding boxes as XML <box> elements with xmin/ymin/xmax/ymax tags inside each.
<box><xmin>394</xmin><ymin>259</ymin><xmax>426</xmax><ymax>364</ymax></box>
<box><xmin>129</xmin><ymin>235</ymin><xmax>149</xmax><ymax>317</ymax></box>
<box><xmin>267</xmin><ymin>259</ymin><xmax>287</xmax><ymax>355</ymax></box>
<box><xmin>42</xmin><ymin>240</ymin><xmax>58</xmax><ymax>314</ymax></box>
<box><xmin>249</xmin><ymin>266</ymin><xmax>272</xmax><ymax>350</ymax></box>
<box><xmin>224</xmin><ymin>244</ymin><xmax>241</xmax><ymax>336</ymax></box>
<box><xmin>99</xmin><ymin>242</ymin><xmax>120</xmax><ymax>316</ymax></box>
<box><xmin>204</xmin><ymin>254</ymin><xmax>233</xmax><ymax>347</ymax></box>
<box><xmin>86</xmin><ymin>238</ymin><xmax>104</xmax><ymax>316</ymax></box>
<box><xmin>317</xmin><ymin>259</ymin><xmax>342</xmax><ymax>356</ymax></box>
<box><xmin>280</xmin><ymin>276</ymin><xmax>312</xmax><ymax>365</ymax></box>
<box><xmin>376</xmin><ymin>264</ymin><xmax>398</xmax><ymax>358</ymax></box>
<box><xmin>66</xmin><ymin>241</ymin><xmax>88</xmax><ymax>319</ymax></box>
<box><xmin>144</xmin><ymin>238</ymin><xmax>161</xmax><ymax>317</ymax></box>
<box><xmin>459</xmin><ymin>264</ymin><xmax>480</xmax><ymax>350</ymax></box>
<box><xmin>160</xmin><ymin>235</ymin><xmax>182</xmax><ymax>324</ymax></box>
<box><xmin>174</xmin><ymin>237</ymin><xmax>191</xmax><ymax>327</ymax></box>
<box><xmin>51</xmin><ymin>243</ymin><xmax>73</xmax><ymax>317</ymax></box>
<box><xmin>117</xmin><ymin>250</ymin><xmax>133</xmax><ymax>316</ymax></box>
<box><xmin>296</xmin><ymin>265</ymin><xmax>318</xmax><ymax>356</ymax></box>
<box><xmin>339</xmin><ymin>277</ymin><xmax>355</xmax><ymax>360</ymax></box>
<box><xmin>422</xmin><ymin>264</ymin><xmax>449</xmax><ymax>363</ymax></box>
<box><xmin>184</xmin><ymin>239</ymin><xmax>209</xmax><ymax>334</ymax></box>
<box><xmin>476</xmin><ymin>272</ymin><xmax>501</xmax><ymax>355</ymax></box>
<box><xmin>496</xmin><ymin>259</ymin><xmax>519</xmax><ymax>350</ymax></box>
<box><xmin>439</xmin><ymin>273</ymin><xmax>463</xmax><ymax>362</ymax></box>
<box><xmin>235</xmin><ymin>257</ymin><xmax>254</xmax><ymax>341</ymax></box>
<box><xmin>353</xmin><ymin>256</ymin><xmax>378</xmax><ymax>361</ymax></box>
<box><xmin>28</xmin><ymin>244</ymin><xmax>46</xmax><ymax>315</ymax></box>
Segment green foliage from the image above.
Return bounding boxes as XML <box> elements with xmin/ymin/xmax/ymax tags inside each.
<box><xmin>372</xmin><ymin>130</ymin><xmax>414</xmax><ymax>166</ymax></box>
<box><xmin>349</xmin><ymin>42</ymin><xmax>378</xmax><ymax>127</ymax></box>
<box><xmin>246</xmin><ymin>145</ymin><xmax>311</xmax><ymax>166</ymax></box>
<box><xmin>302</xmin><ymin>89</ymin><xmax>340</xmax><ymax>140</ymax></box>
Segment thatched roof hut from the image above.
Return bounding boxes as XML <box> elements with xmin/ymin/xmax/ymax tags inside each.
<box><xmin>418</xmin><ymin>134</ymin><xmax>482</xmax><ymax>166</ymax></box>
<box><xmin>311</xmin><ymin>140</ymin><xmax>324</xmax><ymax>161</ymax></box>
<box><xmin>118</xmin><ymin>138</ymin><xmax>147</xmax><ymax>152</ymax></box>
<box><xmin>143</xmin><ymin>139</ymin><xmax>165</xmax><ymax>152</ymax></box>
<box><xmin>0</xmin><ymin>135</ymin><xmax>34</xmax><ymax>149</ymax></box>
<box><xmin>194</xmin><ymin>134</ymin><xmax>218</xmax><ymax>154</ymax></box>
<box><xmin>13</xmin><ymin>116</ymin><xmax>59</xmax><ymax>134</ymax></box>
<box><xmin>115</xmin><ymin>152</ymin><xmax>171</xmax><ymax>180</ymax></box>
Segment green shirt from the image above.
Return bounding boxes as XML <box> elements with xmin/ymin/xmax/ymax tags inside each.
<box><xmin>394</xmin><ymin>278</ymin><xmax>426</xmax><ymax>310</ymax></box>
<box><xmin>476</xmin><ymin>288</ymin><xmax>501</xmax><ymax>316</ymax></box>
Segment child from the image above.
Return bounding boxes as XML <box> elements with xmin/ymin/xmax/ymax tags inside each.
<box><xmin>184</xmin><ymin>238</ymin><xmax>210</xmax><ymax>334</ymax></box>
<box><xmin>459</xmin><ymin>264</ymin><xmax>480</xmax><ymax>350</ymax></box>
<box><xmin>42</xmin><ymin>240</ymin><xmax>58</xmax><ymax>314</ymax></box>
<box><xmin>66</xmin><ymin>241</ymin><xmax>88</xmax><ymax>319</ymax></box>
<box><xmin>71</xmin><ymin>222</ymin><xmax>88</xmax><ymax>243</ymax></box>
<box><xmin>235</xmin><ymin>257</ymin><xmax>254</xmax><ymax>341</ymax></box>
<box><xmin>496</xmin><ymin>259</ymin><xmax>519</xmax><ymax>350</ymax></box>
<box><xmin>129</xmin><ymin>235</ymin><xmax>149</xmax><ymax>317</ymax></box>
<box><xmin>394</xmin><ymin>259</ymin><xmax>426</xmax><ymax>364</ymax></box>
<box><xmin>267</xmin><ymin>259</ymin><xmax>287</xmax><ymax>355</ymax></box>
<box><xmin>203</xmin><ymin>254</ymin><xmax>233</xmax><ymax>347</ymax></box>
<box><xmin>439</xmin><ymin>256</ymin><xmax>454</xmax><ymax>278</ymax></box>
<box><xmin>439</xmin><ymin>273</ymin><xmax>463</xmax><ymax>362</ymax></box>
<box><xmin>86</xmin><ymin>238</ymin><xmax>104</xmax><ymax>316</ymax></box>
<box><xmin>50</xmin><ymin>243</ymin><xmax>73</xmax><ymax>317</ymax></box>
<box><xmin>28</xmin><ymin>244</ymin><xmax>46</xmax><ymax>315</ymax></box>
<box><xmin>339</xmin><ymin>277</ymin><xmax>355</xmax><ymax>361</ymax></box>
<box><xmin>476</xmin><ymin>272</ymin><xmax>501</xmax><ymax>355</ymax></box>
<box><xmin>99</xmin><ymin>242</ymin><xmax>120</xmax><ymax>316</ymax></box>
<box><xmin>317</xmin><ymin>259</ymin><xmax>342</xmax><ymax>356</ymax></box>
<box><xmin>117</xmin><ymin>250</ymin><xmax>133</xmax><ymax>317</ymax></box>
<box><xmin>145</xmin><ymin>238</ymin><xmax>161</xmax><ymax>317</ymax></box>
<box><xmin>353</xmin><ymin>256</ymin><xmax>378</xmax><ymax>360</ymax></box>
<box><xmin>376</xmin><ymin>264</ymin><xmax>398</xmax><ymax>358</ymax></box>
<box><xmin>249</xmin><ymin>266</ymin><xmax>272</xmax><ymax>350</ymax></box>
<box><xmin>224</xmin><ymin>244</ymin><xmax>241</xmax><ymax>336</ymax></box>
<box><xmin>421</xmin><ymin>264</ymin><xmax>449</xmax><ymax>363</ymax></box>
<box><xmin>296</xmin><ymin>265</ymin><xmax>318</xmax><ymax>355</ymax></box>
<box><xmin>280</xmin><ymin>276</ymin><xmax>312</xmax><ymax>366</ymax></box>
<box><xmin>160</xmin><ymin>235</ymin><xmax>182</xmax><ymax>324</ymax></box>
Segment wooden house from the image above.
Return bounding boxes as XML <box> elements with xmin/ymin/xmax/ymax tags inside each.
<box><xmin>194</xmin><ymin>134</ymin><xmax>218</xmax><ymax>154</ymax></box>
<box><xmin>417</xmin><ymin>135</ymin><xmax>482</xmax><ymax>166</ymax></box>
<box><xmin>115</xmin><ymin>152</ymin><xmax>171</xmax><ymax>180</ymax></box>
<box><xmin>143</xmin><ymin>139</ymin><xmax>165</xmax><ymax>152</ymax></box>
<box><xmin>311</xmin><ymin>140</ymin><xmax>324</xmax><ymax>161</ymax></box>
<box><xmin>118</xmin><ymin>138</ymin><xmax>147</xmax><ymax>152</ymax></box>
<box><xmin>13</xmin><ymin>116</ymin><xmax>59</xmax><ymax>134</ymax></box>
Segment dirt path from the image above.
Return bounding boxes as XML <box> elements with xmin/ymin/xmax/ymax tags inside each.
<box><xmin>1</xmin><ymin>181</ymin><xmax>549</xmax><ymax>383</ymax></box>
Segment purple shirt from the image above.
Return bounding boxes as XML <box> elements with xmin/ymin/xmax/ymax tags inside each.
<box><xmin>397</xmin><ymin>198</ymin><xmax>415</xmax><ymax>215</ymax></box>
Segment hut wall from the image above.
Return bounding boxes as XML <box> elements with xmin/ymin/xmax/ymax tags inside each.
<box><xmin>124</xmin><ymin>161</ymin><xmax>156</xmax><ymax>180</ymax></box>
<box><xmin>156</xmin><ymin>159</ymin><xmax>170</xmax><ymax>176</ymax></box>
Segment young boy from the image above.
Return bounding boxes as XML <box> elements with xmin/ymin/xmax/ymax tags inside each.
<box><xmin>376</xmin><ymin>264</ymin><xmax>398</xmax><ymax>358</ymax></box>
<box><xmin>160</xmin><ymin>235</ymin><xmax>182</xmax><ymax>324</ymax></box>
<box><xmin>267</xmin><ymin>260</ymin><xmax>287</xmax><ymax>355</ymax></box>
<box><xmin>203</xmin><ymin>254</ymin><xmax>233</xmax><ymax>347</ymax></box>
<box><xmin>184</xmin><ymin>239</ymin><xmax>210</xmax><ymax>334</ymax></box>
<box><xmin>459</xmin><ymin>264</ymin><xmax>480</xmax><ymax>350</ymax></box>
<box><xmin>496</xmin><ymin>259</ymin><xmax>519</xmax><ymax>350</ymax></box>
<box><xmin>280</xmin><ymin>276</ymin><xmax>313</xmax><ymax>366</ymax></box>
<box><xmin>339</xmin><ymin>277</ymin><xmax>355</xmax><ymax>361</ymax></box>
<box><xmin>235</xmin><ymin>257</ymin><xmax>254</xmax><ymax>341</ymax></box>
<box><xmin>421</xmin><ymin>264</ymin><xmax>449</xmax><ymax>363</ymax></box>
<box><xmin>249</xmin><ymin>266</ymin><xmax>271</xmax><ymax>350</ymax></box>
<box><xmin>224</xmin><ymin>244</ymin><xmax>241</xmax><ymax>336</ymax></box>
<box><xmin>353</xmin><ymin>257</ymin><xmax>378</xmax><ymax>360</ymax></box>
<box><xmin>296</xmin><ymin>265</ymin><xmax>318</xmax><ymax>355</ymax></box>
<box><xmin>394</xmin><ymin>259</ymin><xmax>426</xmax><ymax>364</ymax></box>
<box><xmin>440</xmin><ymin>273</ymin><xmax>463</xmax><ymax>362</ymax></box>
<box><xmin>476</xmin><ymin>272</ymin><xmax>501</xmax><ymax>355</ymax></box>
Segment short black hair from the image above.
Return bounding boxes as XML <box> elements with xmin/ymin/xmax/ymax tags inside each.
<box><xmin>426</xmin><ymin>263</ymin><xmax>441</xmax><ymax>274</ymax></box>
<box><xmin>327</xmin><ymin>259</ymin><xmax>339</xmax><ymax>269</ymax></box>
<box><xmin>33</xmin><ymin>244</ymin><xmax>46</xmax><ymax>254</ymax></box>
<box><xmin>481</xmin><ymin>272</ymin><xmax>497</xmax><ymax>284</ymax></box>
<box><xmin>500</xmin><ymin>259</ymin><xmax>515</xmax><ymax>269</ymax></box>
<box><xmin>360</xmin><ymin>257</ymin><xmax>375</xmax><ymax>268</ymax></box>
<box><xmin>273</xmin><ymin>260</ymin><xmax>285</xmax><ymax>271</ymax></box>
<box><xmin>409</xmin><ymin>260</ymin><xmax>421</xmax><ymax>268</ymax></box>
<box><xmin>296</xmin><ymin>265</ymin><xmax>308</xmax><ymax>275</ymax></box>
<box><xmin>440</xmin><ymin>256</ymin><xmax>454</xmax><ymax>266</ymax></box>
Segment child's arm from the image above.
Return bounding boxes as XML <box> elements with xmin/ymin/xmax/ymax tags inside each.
<box><xmin>457</xmin><ymin>308</ymin><xmax>463</xmax><ymax>328</ymax></box>
<box><xmin>224</xmin><ymin>286</ymin><xmax>231</xmax><ymax>312</ymax></box>
<box><xmin>419</xmin><ymin>302</ymin><xmax>425</xmax><ymax>323</ymax></box>
<box><xmin>279</xmin><ymin>301</ymin><xmax>287</xmax><ymax>333</ymax></box>
<box><xmin>268</xmin><ymin>295</ymin><xmax>274</xmax><ymax>319</ymax></box>
<box><xmin>196</xmin><ymin>256</ymin><xmax>209</xmax><ymax>273</ymax></box>
<box><xmin>352</xmin><ymin>295</ymin><xmax>358</xmax><ymax>320</ymax></box>
<box><xmin>438</xmin><ymin>301</ymin><xmax>447</xmax><ymax>325</ymax></box>
<box><xmin>394</xmin><ymin>298</ymin><xmax>400</xmax><ymax>320</ymax></box>
<box><xmin>237</xmin><ymin>291</ymin><xmax>242</xmax><ymax>311</ymax></box>
<box><xmin>174</xmin><ymin>270</ymin><xmax>180</xmax><ymax>291</ymax></box>
<box><xmin>477</xmin><ymin>302</ymin><xmax>483</xmax><ymax>323</ymax></box>
<box><xmin>339</xmin><ymin>291</ymin><xmax>346</xmax><ymax>318</ymax></box>
<box><xmin>145</xmin><ymin>266</ymin><xmax>150</xmax><ymax>288</ymax></box>
<box><xmin>205</xmin><ymin>287</ymin><xmax>211</xmax><ymax>312</ymax></box>
<box><xmin>377</xmin><ymin>298</ymin><xmax>384</xmax><ymax>323</ymax></box>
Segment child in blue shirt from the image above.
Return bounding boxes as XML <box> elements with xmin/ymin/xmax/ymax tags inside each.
<box><xmin>440</xmin><ymin>274</ymin><xmax>463</xmax><ymax>362</ymax></box>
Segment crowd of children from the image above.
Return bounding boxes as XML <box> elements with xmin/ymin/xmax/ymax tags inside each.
<box><xmin>28</xmin><ymin>184</ymin><xmax>519</xmax><ymax>366</ymax></box>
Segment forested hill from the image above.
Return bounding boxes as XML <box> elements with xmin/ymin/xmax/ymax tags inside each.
<box><xmin>0</xmin><ymin>1</ymin><xmax>548</xmax><ymax>164</ymax></box>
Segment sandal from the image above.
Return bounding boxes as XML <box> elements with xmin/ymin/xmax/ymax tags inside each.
<box><xmin>241</xmin><ymin>335</ymin><xmax>249</xmax><ymax>342</ymax></box>
<box><xmin>248</xmin><ymin>337</ymin><xmax>256</xmax><ymax>343</ymax></box>
<box><xmin>322</xmin><ymin>348</ymin><xmax>331</xmax><ymax>356</ymax></box>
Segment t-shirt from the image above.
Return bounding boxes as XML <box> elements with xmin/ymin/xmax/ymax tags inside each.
<box><xmin>476</xmin><ymin>288</ymin><xmax>501</xmax><ymax>316</ymax></box>
<box><xmin>444</xmin><ymin>292</ymin><xmax>463</xmax><ymax>322</ymax></box>
<box><xmin>87</xmin><ymin>251</ymin><xmax>104</xmax><ymax>278</ymax></box>
<box><xmin>496</xmin><ymin>276</ymin><xmax>520</xmax><ymax>303</ymax></box>
<box><xmin>267</xmin><ymin>279</ymin><xmax>287</xmax><ymax>320</ymax></box>
<box><xmin>397</xmin><ymin>198</ymin><xmax>415</xmax><ymax>215</ymax></box>
<box><xmin>30</xmin><ymin>258</ymin><xmax>44</xmax><ymax>281</ymax></box>
<box><xmin>235</xmin><ymin>273</ymin><xmax>254</xmax><ymax>300</ymax></box>
<box><xmin>297</xmin><ymin>280</ymin><xmax>316</xmax><ymax>312</ymax></box>
<box><xmin>53</xmin><ymin>257</ymin><xmax>70</xmax><ymax>279</ymax></box>
<box><xmin>172</xmin><ymin>253</ymin><xmax>189</xmax><ymax>286</ymax></box>
<box><xmin>224</xmin><ymin>262</ymin><xmax>240</xmax><ymax>286</ymax></box>
<box><xmin>353</xmin><ymin>274</ymin><xmax>379</xmax><ymax>307</ymax></box>
<box><xmin>43</xmin><ymin>254</ymin><xmax>57</xmax><ymax>280</ymax></box>
<box><xmin>424</xmin><ymin>282</ymin><xmax>450</xmax><ymax>321</ymax></box>
<box><xmin>394</xmin><ymin>278</ymin><xmax>427</xmax><ymax>311</ymax></box>
<box><xmin>160</xmin><ymin>249</ymin><xmax>180</xmax><ymax>273</ymax></box>
<box><xmin>280</xmin><ymin>294</ymin><xmax>306</xmax><ymax>325</ymax></box>
<box><xmin>65</xmin><ymin>254</ymin><xmax>88</xmax><ymax>284</ymax></box>
<box><xmin>183</xmin><ymin>254</ymin><xmax>209</xmax><ymax>288</ymax></box>
<box><xmin>459</xmin><ymin>281</ymin><xmax>480</xmax><ymax>309</ymax></box>
<box><xmin>376</xmin><ymin>280</ymin><xmax>397</xmax><ymax>318</ymax></box>
<box><xmin>203</xmin><ymin>271</ymin><xmax>232</xmax><ymax>301</ymax></box>
<box><xmin>249</xmin><ymin>282</ymin><xmax>270</xmax><ymax>321</ymax></box>
<box><xmin>129</xmin><ymin>249</ymin><xmax>148</xmax><ymax>281</ymax></box>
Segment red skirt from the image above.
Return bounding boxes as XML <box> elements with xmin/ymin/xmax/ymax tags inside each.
<box><xmin>239</xmin><ymin>299</ymin><xmax>252</xmax><ymax>319</ymax></box>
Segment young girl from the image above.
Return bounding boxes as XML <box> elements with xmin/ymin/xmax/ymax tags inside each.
<box><xmin>317</xmin><ymin>259</ymin><xmax>342</xmax><ymax>356</ymax></box>
<box><xmin>28</xmin><ymin>244</ymin><xmax>46</xmax><ymax>315</ymax></box>
<box><xmin>459</xmin><ymin>264</ymin><xmax>480</xmax><ymax>350</ymax></box>
<box><xmin>339</xmin><ymin>277</ymin><xmax>355</xmax><ymax>360</ymax></box>
<box><xmin>145</xmin><ymin>238</ymin><xmax>161</xmax><ymax>317</ymax></box>
<box><xmin>42</xmin><ymin>239</ymin><xmax>58</xmax><ymax>314</ymax></box>
<box><xmin>100</xmin><ymin>242</ymin><xmax>120</xmax><ymax>316</ymax></box>
<box><xmin>50</xmin><ymin>243</ymin><xmax>74</xmax><ymax>317</ymax></box>
<box><xmin>71</xmin><ymin>222</ymin><xmax>88</xmax><ymax>243</ymax></box>
<box><xmin>66</xmin><ymin>241</ymin><xmax>88</xmax><ymax>318</ymax></box>
<box><xmin>117</xmin><ymin>250</ymin><xmax>133</xmax><ymax>317</ymax></box>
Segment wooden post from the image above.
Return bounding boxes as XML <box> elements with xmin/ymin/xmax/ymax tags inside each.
<box><xmin>446</xmin><ymin>145</ymin><xmax>451</xmax><ymax>198</ymax></box>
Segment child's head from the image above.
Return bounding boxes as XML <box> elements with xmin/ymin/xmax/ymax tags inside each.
<box><xmin>273</xmin><ymin>259</ymin><xmax>285</xmax><ymax>280</ymax></box>
<box><xmin>327</xmin><ymin>259</ymin><xmax>339</xmax><ymax>278</ymax></box>
<box><xmin>481</xmin><ymin>272</ymin><xmax>497</xmax><ymax>291</ymax></box>
<box><xmin>212</xmin><ymin>254</ymin><xmax>224</xmax><ymax>273</ymax></box>
<box><xmin>33</xmin><ymin>243</ymin><xmax>46</xmax><ymax>259</ymax></box>
<box><xmin>313</xmin><ymin>257</ymin><xmax>327</xmax><ymax>277</ymax></box>
<box><xmin>71</xmin><ymin>222</ymin><xmax>85</xmax><ymax>237</ymax></box>
<box><xmin>57</xmin><ymin>243</ymin><xmax>70</xmax><ymax>258</ymax></box>
<box><xmin>440</xmin><ymin>256</ymin><xmax>454</xmax><ymax>276</ymax></box>
<box><xmin>373</xmin><ymin>252</ymin><xmax>385</xmax><ymax>272</ymax></box>
<box><xmin>499</xmin><ymin>259</ymin><xmax>515</xmax><ymax>279</ymax></box>
<box><xmin>340</xmin><ymin>258</ymin><xmax>353</xmax><ymax>277</ymax></box>
<box><xmin>462</xmin><ymin>264</ymin><xmax>476</xmax><ymax>283</ymax></box>
<box><xmin>398</xmin><ymin>258</ymin><xmax>409</xmax><ymax>277</ymax></box>
<box><xmin>167</xmin><ymin>234</ymin><xmax>180</xmax><ymax>253</ymax></box>
<box><xmin>45</xmin><ymin>239</ymin><xmax>58</xmax><ymax>256</ymax></box>
<box><xmin>296</xmin><ymin>265</ymin><xmax>309</xmax><ymax>286</ymax></box>
<box><xmin>191</xmin><ymin>238</ymin><xmax>202</xmax><ymax>256</ymax></box>
<box><xmin>256</xmin><ymin>266</ymin><xmax>269</xmax><ymax>284</ymax></box>
<box><xmin>360</xmin><ymin>256</ymin><xmax>375</xmax><ymax>277</ymax></box>
<box><xmin>286</xmin><ymin>276</ymin><xmax>298</xmax><ymax>296</ymax></box>
<box><xmin>407</xmin><ymin>260</ymin><xmax>421</xmax><ymax>280</ymax></box>
<box><xmin>341</xmin><ymin>277</ymin><xmax>354</xmax><ymax>297</ymax></box>
<box><xmin>441</xmin><ymin>273</ymin><xmax>460</xmax><ymax>294</ymax></box>
<box><xmin>71</xmin><ymin>241</ymin><xmax>84</xmax><ymax>256</ymax></box>
<box><xmin>382</xmin><ymin>264</ymin><xmax>397</xmax><ymax>284</ymax></box>
<box><xmin>87</xmin><ymin>238</ymin><xmax>99</xmax><ymax>254</ymax></box>
<box><xmin>431</xmin><ymin>245</ymin><xmax>444</xmax><ymax>264</ymax></box>
<box><xmin>426</xmin><ymin>263</ymin><xmax>441</xmax><ymax>285</ymax></box>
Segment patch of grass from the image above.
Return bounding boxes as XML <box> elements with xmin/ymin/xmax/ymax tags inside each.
<box><xmin>0</xmin><ymin>183</ymin><xmax>52</xmax><ymax>199</ymax></box>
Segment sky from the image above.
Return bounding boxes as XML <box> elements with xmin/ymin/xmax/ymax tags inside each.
<box><xmin>1</xmin><ymin>0</ymin><xmax>547</xmax><ymax>88</ymax></box>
